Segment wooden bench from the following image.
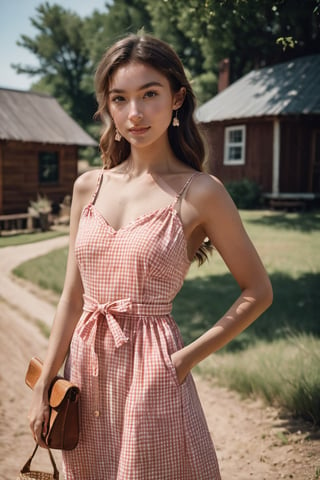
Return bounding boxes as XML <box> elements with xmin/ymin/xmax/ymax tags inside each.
<box><xmin>264</xmin><ymin>193</ymin><xmax>315</xmax><ymax>211</ymax></box>
<box><xmin>0</xmin><ymin>213</ymin><xmax>34</xmax><ymax>234</ymax></box>
<box><xmin>269</xmin><ymin>199</ymin><xmax>306</xmax><ymax>210</ymax></box>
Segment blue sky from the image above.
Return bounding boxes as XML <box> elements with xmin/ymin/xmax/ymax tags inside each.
<box><xmin>0</xmin><ymin>0</ymin><xmax>108</xmax><ymax>90</ymax></box>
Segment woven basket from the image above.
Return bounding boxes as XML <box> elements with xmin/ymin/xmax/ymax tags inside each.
<box><xmin>17</xmin><ymin>470</ymin><xmax>55</xmax><ymax>480</ymax></box>
<box><xmin>17</xmin><ymin>444</ymin><xmax>59</xmax><ymax>480</ymax></box>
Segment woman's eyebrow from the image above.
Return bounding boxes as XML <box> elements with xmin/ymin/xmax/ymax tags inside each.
<box><xmin>108</xmin><ymin>81</ymin><xmax>164</xmax><ymax>94</ymax></box>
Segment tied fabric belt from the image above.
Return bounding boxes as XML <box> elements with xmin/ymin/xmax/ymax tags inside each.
<box><xmin>78</xmin><ymin>294</ymin><xmax>172</xmax><ymax>376</ymax></box>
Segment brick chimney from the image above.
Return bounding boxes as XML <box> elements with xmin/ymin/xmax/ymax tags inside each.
<box><xmin>218</xmin><ymin>58</ymin><xmax>230</xmax><ymax>92</ymax></box>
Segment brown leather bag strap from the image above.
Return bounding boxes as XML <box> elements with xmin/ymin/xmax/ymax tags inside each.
<box><xmin>20</xmin><ymin>443</ymin><xmax>59</xmax><ymax>479</ymax></box>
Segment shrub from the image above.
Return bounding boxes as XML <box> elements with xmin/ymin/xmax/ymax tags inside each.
<box><xmin>29</xmin><ymin>194</ymin><xmax>52</xmax><ymax>215</ymax></box>
<box><xmin>29</xmin><ymin>194</ymin><xmax>52</xmax><ymax>231</ymax></box>
<box><xmin>225</xmin><ymin>179</ymin><xmax>262</xmax><ymax>209</ymax></box>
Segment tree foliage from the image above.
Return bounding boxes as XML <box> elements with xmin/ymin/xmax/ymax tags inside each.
<box><xmin>147</xmin><ymin>0</ymin><xmax>320</xmax><ymax>86</ymax></box>
<box><xmin>13</xmin><ymin>0</ymin><xmax>320</xmax><ymax>133</ymax></box>
<box><xmin>84</xmin><ymin>0</ymin><xmax>153</xmax><ymax>68</ymax></box>
<box><xmin>12</xmin><ymin>2</ymin><xmax>96</xmax><ymax>126</ymax></box>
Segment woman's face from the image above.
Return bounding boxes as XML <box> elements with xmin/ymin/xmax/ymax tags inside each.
<box><xmin>108</xmin><ymin>61</ymin><xmax>184</xmax><ymax>150</ymax></box>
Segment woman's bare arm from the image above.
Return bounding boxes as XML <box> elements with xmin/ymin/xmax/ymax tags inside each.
<box><xmin>172</xmin><ymin>175</ymin><xmax>273</xmax><ymax>383</ymax></box>
<box><xmin>28</xmin><ymin>170</ymin><xmax>99</xmax><ymax>446</ymax></box>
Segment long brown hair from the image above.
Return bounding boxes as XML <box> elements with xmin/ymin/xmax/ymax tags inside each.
<box><xmin>94</xmin><ymin>34</ymin><xmax>211</xmax><ymax>264</ymax></box>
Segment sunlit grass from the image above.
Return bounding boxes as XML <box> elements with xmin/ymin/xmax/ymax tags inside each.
<box><xmin>13</xmin><ymin>247</ymin><xmax>68</xmax><ymax>295</ymax></box>
<box><xmin>199</xmin><ymin>334</ymin><xmax>320</xmax><ymax>424</ymax></box>
<box><xmin>0</xmin><ymin>229</ymin><xmax>67</xmax><ymax>248</ymax></box>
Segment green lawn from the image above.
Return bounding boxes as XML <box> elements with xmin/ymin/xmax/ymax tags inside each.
<box><xmin>174</xmin><ymin>210</ymin><xmax>320</xmax><ymax>347</ymax></box>
<box><xmin>12</xmin><ymin>209</ymin><xmax>320</xmax><ymax>423</ymax></box>
<box><xmin>0</xmin><ymin>229</ymin><xmax>67</xmax><ymax>248</ymax></box>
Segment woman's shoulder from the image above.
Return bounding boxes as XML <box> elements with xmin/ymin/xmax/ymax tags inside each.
<box><xmin>73</xmin><ymin>168</ymin><xmax>102</xmax><ymax>196</ymax></box>
<box><xmin>185</xmin><ymin>172</ymin><xmax>238</xmax><ymax>227</ymax></box>
<box><xmin>189</xmin><ymin>172</ymin><xmax>226</xmax><ymax>201</ymax></box>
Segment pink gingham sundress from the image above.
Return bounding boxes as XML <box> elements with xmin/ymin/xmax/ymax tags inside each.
<box><xmin>62</xmin><ymin>170</ymin><xmax>221</xmax><ymax>479</ymax></box>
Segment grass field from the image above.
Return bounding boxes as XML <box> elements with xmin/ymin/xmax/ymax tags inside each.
<box><xmin>12</xmin><ymin>209</ymin><xmax>320</xmax><ymax>423</ymax></box>
<box><xmin>0</xmin><ymin>229</ymin><xmax>67</xmax><ymax>248</ymax></box>
<box><xmin>175</xmin><ymin>210</ymin><xmax>320</xmax><ymax>346</ymax></box>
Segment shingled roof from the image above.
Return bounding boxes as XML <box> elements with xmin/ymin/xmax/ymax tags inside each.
<box><xmin>0</xmin><ymin>88</ymin><xmax>97</xmax><ymax>146</ymax></box>
<box><xmin>196</xmin><ymin>54</ymin><xmax>320</xmax><ymax>123</ymax></box>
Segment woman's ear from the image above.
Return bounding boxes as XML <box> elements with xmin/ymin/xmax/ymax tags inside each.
<box><xmin>173</xmin><ymin>87</ymin><xmax>186</xmax><ymax>110</ymax></box>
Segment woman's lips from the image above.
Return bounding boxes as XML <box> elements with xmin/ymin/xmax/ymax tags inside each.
<box><xmin>129</xmin><ymin>126</ymin><xmax>150</xmax><ymax>135</ymax></box>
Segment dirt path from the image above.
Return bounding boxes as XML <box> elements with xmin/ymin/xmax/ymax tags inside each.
<box><xmin>0</xmin><ymin>235</ymin><xmax>69</xmax><ymax>327</ymax></box>
<box><xmin>0</xmin><ymin>238</ymin><xmax>319</xmax><ymax>479</ymax></box>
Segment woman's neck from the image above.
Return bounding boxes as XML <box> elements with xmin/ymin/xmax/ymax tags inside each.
<box><xmin>127</xmin><ymin>140</ymin><xmax>177</xmax><ymax>176</ymax></box>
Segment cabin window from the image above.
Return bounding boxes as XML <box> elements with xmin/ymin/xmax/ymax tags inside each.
<box><xmin>224</xmin><ymin>125</ymin><xmax>246</xmax><ymax>165</ymax></box>
<box><xmin>39</xmin><ymin>152</ymin><xmax>59</xmax><ymax>183</ymax></box>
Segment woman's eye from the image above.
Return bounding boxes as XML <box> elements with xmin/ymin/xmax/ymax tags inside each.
<box><xmin>111</xmin><ymin>96</ymin><xmax>125</xmax><ymax>103</ymax></box>
<box><xmin>144</xmin><ymin>91</ymin><xmax>158</xmax><ymax>99</ymax></box>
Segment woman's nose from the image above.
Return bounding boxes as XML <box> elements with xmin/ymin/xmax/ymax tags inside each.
<box><xmin>128</xmin><ymin>101</ymin><xmax>143</xmax><ymax>122</ymax></box>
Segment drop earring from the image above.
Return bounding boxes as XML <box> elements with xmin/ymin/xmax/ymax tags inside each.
<box><xmin>115</xmin><ymin>128</ymin><xmax>122</xmax><ymax>141</ymax></box>
<box><xmin>172</xmin><ymin>110</ymin><xmax>180</xmax><ymax>127</ymax></box>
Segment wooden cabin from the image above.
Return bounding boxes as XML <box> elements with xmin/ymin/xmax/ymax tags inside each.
<box><xmin>196</xmin><ymin>55</ymin><xmax>320</xmax><ymax>206</ymax></box>
<box><xmin>0</xmin><ymin>88</ymin><xmax>97</xmax><ymax>214</ymax></box>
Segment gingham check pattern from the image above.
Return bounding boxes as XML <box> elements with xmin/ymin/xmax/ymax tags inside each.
<box><xmin>62</xmin><ymin>172</ymin><xmax>221</xmax><ymax>479</ymax></box>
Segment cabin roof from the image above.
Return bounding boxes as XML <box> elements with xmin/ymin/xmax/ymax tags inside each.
<box><xmin>0</xmin><ymin>88</ymin><xmax>97</xmax><ymax>146</ymax></box>
<box><xmin>196</xmin><ymin>54</ymin><xmax>320</xmax><ymax>123</ymax></box>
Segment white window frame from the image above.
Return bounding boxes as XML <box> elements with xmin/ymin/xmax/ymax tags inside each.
<box><xmin>223</xmin><ymin>125</ymin><xmax>246</xmax><ymax>165</ymax></box>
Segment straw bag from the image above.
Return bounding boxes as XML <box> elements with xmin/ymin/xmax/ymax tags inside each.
<box><xmin>17</xmin><ymin>443</ymin><xmax>59</xmax><ymax>480</ymax></box>
<box><xmin>26</xmin><ymin>357</ymin><xmax>80</xmax><ymax>450</ymax></box>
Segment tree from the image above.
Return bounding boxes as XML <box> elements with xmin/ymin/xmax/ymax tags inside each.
<box><xmin>14</xmin><ymin>0</ymin><xmax>320</xmax><ymax>123</ymax></box>
<box><xmin>146</xmin><ymin>0</ymin><xmax>320</xmax><ymax>100</ymax></box>
<box><xmin>85</xmin><ymin>0</ymin><xmax>153</xmax><ymax>68</ymax></box>
<box><xmin>12</xmin><ymin>2</ymin><xmax>96</xmax><ymax>127</ymax></box>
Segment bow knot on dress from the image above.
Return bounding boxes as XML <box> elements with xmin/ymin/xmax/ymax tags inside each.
<box><xmin>79</xmin><ymin>295</ymin><xmax>131</xmax><ymax>376</ymax></box>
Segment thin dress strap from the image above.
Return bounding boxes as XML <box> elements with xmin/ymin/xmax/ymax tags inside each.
<box><xmin>172</xmin><ymin>172</ymin><xmax>202</xmax><ymax>209</ymax></box>
<box><xmin>90</xmin><ymin>168</ymin><xmax>105</xmax><ymax>205</ymax></box>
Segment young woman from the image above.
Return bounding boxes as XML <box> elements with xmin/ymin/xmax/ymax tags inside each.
<box><xmin>29</xmin><ymin>34</ymin><xmax>273</xmax><ymax>479</ymax></box>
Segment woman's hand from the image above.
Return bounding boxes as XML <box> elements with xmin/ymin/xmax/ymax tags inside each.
<box><xmin>28</xmin><ymin>383</ymin><xmax>50</xmax><ymax>448</ymax></box>
<box><xmin>171</xmin><ymin>348</ymin><xmax>192</xmax><ymax>385</ymax></box>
